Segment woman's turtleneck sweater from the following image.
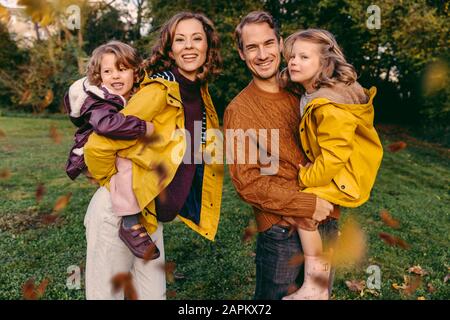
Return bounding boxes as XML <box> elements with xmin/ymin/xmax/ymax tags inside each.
<box><xmin>155</xmin><ymin>67</ymin><xmax>203</xmax><ymax>222</ymax></box>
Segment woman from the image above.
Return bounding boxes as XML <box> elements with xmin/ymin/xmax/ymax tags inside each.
<box><xmin>82</xmin><ymin>12</ymin><xmax>224</xmax><ymax>300</ymax></box>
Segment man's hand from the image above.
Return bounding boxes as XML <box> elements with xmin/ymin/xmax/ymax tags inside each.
<box><xmin>312</xmin><ymin>197</ymin><xmax>333</xmax><ymax>222</ymax></box>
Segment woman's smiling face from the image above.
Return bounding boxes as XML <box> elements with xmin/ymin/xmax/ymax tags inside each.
<box><xmin>169</xmin><ymin>18</ymin><xmax>208</xmax><ymax>81</ymax></box>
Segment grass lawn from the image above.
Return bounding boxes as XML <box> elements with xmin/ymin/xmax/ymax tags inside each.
<box><xmin>0</xmin><ymin>116</ymin><xmax>449</xmax><ymax>300</ymax></box>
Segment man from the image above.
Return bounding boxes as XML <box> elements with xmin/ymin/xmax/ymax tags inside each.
<box><xmin>223</xmin><ymin>11</ymin><xmax>340</xmax><ymax>300</ymax></box>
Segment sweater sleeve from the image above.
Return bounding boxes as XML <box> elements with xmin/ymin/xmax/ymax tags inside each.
<box><xmin>223</xmin><ymin>105</ymin><xmax>317</xmax><ymax>219</ymax></box>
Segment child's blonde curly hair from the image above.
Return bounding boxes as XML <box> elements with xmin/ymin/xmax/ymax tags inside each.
<box><xmin>280</xmin><ymin>29</ymin><xmax>357</xmax><ymax>95</ymax></box>
<box><xmin>86</xmin><ymin>40</ymin><xmax>144</xmax><ymax>88</ymax></box>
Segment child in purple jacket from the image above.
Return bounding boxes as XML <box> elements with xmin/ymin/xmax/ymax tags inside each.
<box><xmin>64</xmin><ymin>41</ymin><xmax>159</xmax><ymax>260</ymax></box>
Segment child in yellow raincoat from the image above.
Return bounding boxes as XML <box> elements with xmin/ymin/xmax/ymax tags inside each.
<box><xmin>280</xmin><ymin>29</ymin><xmax>383</xmax><ymax>300</ymax></box>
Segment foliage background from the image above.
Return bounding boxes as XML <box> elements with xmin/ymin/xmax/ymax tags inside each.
<box><xmin>0</xmin><ymin>0</ymin><xmax>448</xmax><ymax>143</ymax></box>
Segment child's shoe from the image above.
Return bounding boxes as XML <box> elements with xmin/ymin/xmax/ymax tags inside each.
<box><xmin>119</xmin><ymin>221</ymin><xmax>160</xmax><ymax>260</ymax></box>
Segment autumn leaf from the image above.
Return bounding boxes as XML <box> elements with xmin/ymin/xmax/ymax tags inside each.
<box><xmin>287</xmin><ymin>253</ymin><xmax>304</xmax><ymax>267</ymax></box>
<box><xmin>35</xmin><ymin>183</ymin><xmax>46</xmax><ymax>203</ymax></box>
<box><xmin>161</xmin><ymin>261</ymin><xmax>176</xmax><ymax>284</ymax></box>
<box><xmin>330</xmin><ymin>217</ymin><xmax>366</xmax><ymax>267</ymax></box>
<box><xmin>0</xmin><ymin>128</ymin><xmax>5</xmax><ymax>138</ymax></box>
<box><xmin>52</xmin><ymin>192</ymin><xmax>72</xmax><ymax>213</ymax></box>
<box><xmin>22</xmin><ymin>278</ymin><xmax>49</xmax><ymax>300</ymax></box>
<box><xmin>142</xmin><ymin>242</ymin><xmax>158</xmax><ymax>263</ymax></box>
<box><xmin>427</xmin><ymin>283</ymin><xmax>436</xmax><ymax>293</ymax></box>
<box><xmin>242</xmin><ymin>220</ymin><xmax>257</xmax><ymax>243</ymax></box>
<box><xmin>379</xmin><ymin>232</ymin><xmax>410</xmax><ymax>249</ymax></box>
<box><xmin>404</xmin><ymin>276</ymin><xmax>422</xmax><ymax>295</ymax></box>
<box><xmin>380</xmin><ymin>209</ymin><xmax>400</xmax><ymax>229</ymax></box>
<box><xmin>35</xmin><ymin>278</ymin><xmax>49</xmax><ymax>297</ymax></box>
<box><xmin>392</xmin><ymin>275</ymin><xmax>422</xmax><ymax>296</ymax></box>
<box><xmin>388</xmin><ymin>141</ymin><xmax>407</xmax><ymax>152</ymax></box>
<box><xmin>0</xmin><ymin>4</ymin><xmax>10</xmax><ymax>24</ymax></box>
<box><xmin>38</xmin><ymin>89</ymin><xmax>54</xmax><ymax>110</ymax></box>
<box><xmin>0</xmin><ymin>169</ymin><xmax>11</xmax><ymax>180</ymax></box>
<box><xmin>18</xmin><ymin>0</ymin><xmax>55</xmax><ymax>26</ymax></box>
<box><xmin>345</xmin><ymin>280</ymin><xmax>366</xmax><ymax>293</ymax></box>
<box><xmin>19</xmin><ymin>89</ymin><xmax>32</xmax><ymax>105</ymax></box>
<box><xmin>417</xmin><ymin>296</ymin><xmax>426</xmax><ymax>300</ymax></box>
<box><xmin>111</xmin><ymin>272</ymin><xmax>138</xmax><ymax>300</ymax></box>
<box><xmin>22</xmin><ymin>279</ymin><xmax>36</xmax><ymax>300</ymax></box>
<box><xmin>166</xmin><ymin>290</ymin><xmax>177</xmax><ymax>298</ymax></box>
<box><xmin>41</xmin><ymin>214</ymin><xmax>58</xmax><ymax>225</ymax></box>
<box><xmin>138</xmin><ymin>134</ymin><xmax>163</xmax><ymax>155</ymax></box>
<box><xmin>407</xmin><ymin>265</ymin><xmax>429</xmax><ymax>276</ymax></box>
<box><xmin>49</xmin><ymin>124</ymin><xmax>62</xmax><ymax>144</ymax></box>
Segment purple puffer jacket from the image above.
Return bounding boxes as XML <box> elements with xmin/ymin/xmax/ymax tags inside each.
<box><xmin>64</xmin><ymin>77</ymin><xmax>146</xmax><ymax>180</ymax></box>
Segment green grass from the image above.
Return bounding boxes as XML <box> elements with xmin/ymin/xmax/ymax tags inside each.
<box><xmin>0</xmin><ymin>116</ymin><xmax>449</xmax><ymax>300</ymax></box>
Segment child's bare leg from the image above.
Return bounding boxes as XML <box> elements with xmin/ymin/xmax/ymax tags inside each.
<box><xmin>283</xmin><ymin>228</ymin><xmax>331</xmax><ymax>300</ymax></box>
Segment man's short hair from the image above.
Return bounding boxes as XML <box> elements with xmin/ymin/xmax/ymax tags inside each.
<box><xmin>234</xmin><ymin>11</ymin><xmax>280</xmax><ymax>51</ymax></box>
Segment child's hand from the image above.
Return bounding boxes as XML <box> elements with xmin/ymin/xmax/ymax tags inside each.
<box><xmin>299</xmin><ymin>162</ymin><xmax>313</xmax><ymax>169</ymax></box>
<box><xmin>298</xmin><ymin>162</ymin><xmax>312</xmax><ymax>188</ymax></box>
<box><xmin>145</xmin><ymin>122</ymin><xmax>154</xmax><ymax>137</ymax></box>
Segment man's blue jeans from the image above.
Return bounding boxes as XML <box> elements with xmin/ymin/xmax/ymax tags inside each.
<box><xmin>254</xmin><ymin>219</ymin><xmax>339</xmax><ymax>300</ymax></box>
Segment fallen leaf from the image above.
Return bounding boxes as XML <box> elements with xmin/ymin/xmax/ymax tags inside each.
<box><xmin>38</xmin><ymin>89</ymin><xmax>53</xmax><ymax>110</ymax></box>
<box><xmin>41</xmin><ymin>214</ymin><xmax>58</xmax><ymax>225</ymax></box>
<box><xmin>138</xmin><ymin>134</ymin><xmax>163</xmax><ymax>155</ymax></box>
<box><xmin>380</xmin><ymin>209</ymin><xmax>400</xmax><ymax>229</ymax></box>
<box><xmin>0</xmin><ymin>4</ymin><xmax>10</xmax><ymax>23</ymax></box>
<box><xmin>111</xmin><ymin>272</ymin><xmax>138</xmax><ymax>300</ymax></box>
<box><xmin>22</xmin><ymin>278</ymin><xmax>48</xmax><ymax>300</ymax></box>
<box><xmin>166</xmin><ymin>290</ymin><xmax>177</xmax><ymax>298</ymax></box>
<box><xmin>242</xmin><ymin>220</ymin><xmax>257</xmax><ymax>243</ymax></box>
<box><xmin>19</xmin><ymin>89</ymin><xmax>32</xmax><ymax>105</ymax></box>
<box><xmin>408</xmin><ymin>265</ymin><xmax>429</xmax><ymax>276</ymax></box>
<box><xmin>345</xmin><ymin>280</ymin><xmax>366</xmax><ymax>293</ymax></box>
<box><xmin>392</xmin><ymin>275</ymin><xmax>422</xmax><ymax>296</ymax></box>
<box><xmin>22</xmin><ymin>278</ymin><xmax>36</xmax><ymax>300</ymax></box>
<box><xmin>162</xmin><ymin>261</ymin><xmax>176</xmax><ymax>284</ymax></box>
<box><xmin>52</xmin><ymin>192</ymin><xmax>72</xmax><ymax>213</ymax></box>
<box><xmin>142</xmin><ymin>242</ymin><xmax>158</xmax><ymax>263</ymax></box>
<box><xmin>0</xmin><ymin>169</ymin><xmax>11</xmax><ymax>179</ymax></box>
<box><xmin>330</xmin><ymin>217</ymin><xmax>366</xmax><ymax>267</ymax></box>
<box><xmin>417</xmin><ymin>296</ymin><xmax>426</xmax><ymax>300</ymax></box>
<box><xmin>427</xmin><ymin>283</ymin><xmax>436</xmax><ymax>293</ymax></box>
<box><xmin>406</xmin><ymin>275</ymin><xmax>422</xmax><ymax>294</ymax></box>
<box><xmin>49</xmin><ymin>124</ymin><xmax>62</xmax><ymax>144</ymax></box>
<box><xmin>379</xmin><ymin>232</ymin><xmax>410</xmax><ymax>249</ymax></box>
<box><xmin>388</xmin><ymin>141</ymin><xmax>407</xmax><ymax>152</ymax></box>
<box><xmin>35</xmin><ymin>183</ymin><xmax>46</xmax><ymax>203</ymax></box>
<box><xmin>0</xmin><ymin>128</ymin><xmax>5</xmax><ymax>138</ymax></box>
<box><xmin>35</xmin><ymin>278</ymin><xmax>49</xmax><ymax>297</ymax></box>
<box><xmin>287</xmin><ymin>253</ymin><xmax>304</xmax><ymax>267</ymax></box>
